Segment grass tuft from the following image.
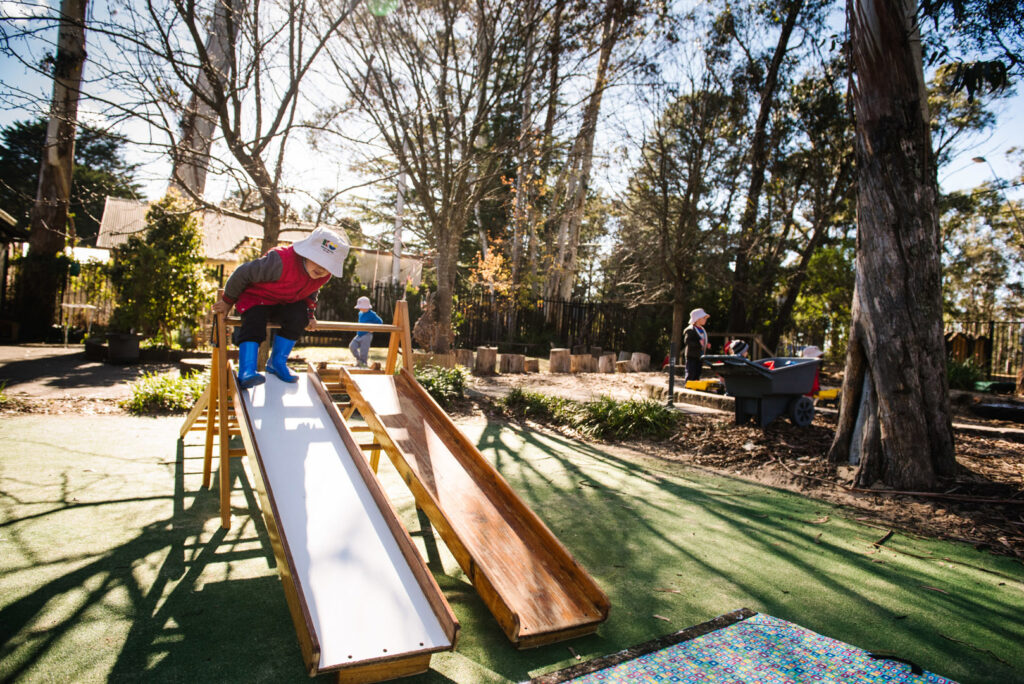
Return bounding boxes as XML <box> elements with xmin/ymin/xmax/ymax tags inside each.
<box><xmin>414</xmin><ymin>364</ymin><xmax>469</xmax><ymax>408</ymax></box>
<box><xmin>500</xmin><ymin>388</ymin><xmax>679</xmax><ymax>441</ymax></box>
<box><xmin>120</xmin><ymin>371</ymin><xmax>207</xmax><ymax>414</ymax></box>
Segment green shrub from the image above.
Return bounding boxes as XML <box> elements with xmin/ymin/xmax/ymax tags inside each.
<box><xmin>577</xmin><ymin>395</ymin><xmax>678</xmax><ymax>440</ymax></box>
<box><xmin>414</xmin><ymin>364</ymin><xmax>468</xmax><ymax>408</ymax></box>
<box><xmin>947</xmin><ymin>359</ymin><xmax>984</xmax><ymax>390</ymax></box>
<box><xmin>500</xmin><ymin>388</ymin><xmax>678</xmax><ymax>441</ymax></box>
<box><xmin>0</xmin><ymin>380</ymin><xmax>8</xmax><ymax>405</ymax></box>
<box><xmin>121</xmin><ymin>371</ymin><xmax>207</xmax><ymax>414</ymax></box>
<box><xmin>501</xmin><ymin>388</ymin><xmax>579</xmax><ymax>423</ymax></box>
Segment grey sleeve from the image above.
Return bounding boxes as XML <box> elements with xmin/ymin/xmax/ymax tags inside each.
<box><xmin>222</xmin><ymin>251</ymin><xmax>283</xmax><ymax>302</ymax></box>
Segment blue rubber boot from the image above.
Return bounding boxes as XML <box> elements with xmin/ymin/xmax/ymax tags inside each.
<box><xmin>237</xmin><ymin>341</ymin><xmax>265</xmax><ymax>388</ymax></box>
<box><xmin>266</xmin><ymin>336</ymin><xmax>299</xmax><ymax>383</ymax></box>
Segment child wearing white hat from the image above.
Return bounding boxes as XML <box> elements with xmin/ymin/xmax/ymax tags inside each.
<box><xmin>349</xmin><ymin>296</ymin><xmax>383</xmax><ymax>368</ymax></box>
<box><xmin>211</xmin><ymin>226</ymin><xmax>350</xmax><ymax>387</ymax></box>
<box><xmin>683</xmin><ymin>307</ymin><xmax>710</xmax><ymax>382</ymax></box>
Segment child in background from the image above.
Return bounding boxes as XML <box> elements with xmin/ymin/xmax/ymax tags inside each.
<box><xmin>212</xmin><ymin>226</ymin><xmax>349</xmax><ymax>387</ymax></box>
<box><xmin>350</xmin><ymin>296</ymin><xmax>383</xmax><ymax>368</ymax></box>
<box><xmin>729</xmin><ymin>339</ymin><xmax>749</xmax><ymax>358</ymax></box>
<box><xmin>802</xmin><ymin>345</ymin><xmax>824</xmax><ymax>395</ymax></box>
<box><xmin>683</xmin><ymin>307</ymin><xmax>710</xmax><ymax>382</ymax></box>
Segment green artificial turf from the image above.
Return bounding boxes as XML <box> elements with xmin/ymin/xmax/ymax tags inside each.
<box><xmin>1</xmin><ymin>414</ymin><xmax>1022</xmax><ymax>683</ymax></box>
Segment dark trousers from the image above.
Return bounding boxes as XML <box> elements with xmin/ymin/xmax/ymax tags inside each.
<box><xmin>684</xmin><ymin>356</ymin><xmax>702</xmax><ymax>382</ymax></box>
<box><xmin>233</xmin><ymin>302</ymin><xmax>309</xmax><ymax>344</ymax></box>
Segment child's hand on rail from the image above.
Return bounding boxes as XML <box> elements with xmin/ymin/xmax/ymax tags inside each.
<box><xmin>307</xmin><ymin>316</ymin><xmax>319</xmax><ymax>331</ymax></box>
<box><xmin>211</xmin><ymin>299</ymin><xmax>231</xmax><ymax>316</ymax></box>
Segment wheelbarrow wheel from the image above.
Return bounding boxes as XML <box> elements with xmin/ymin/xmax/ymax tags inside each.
<box><xmin>788</xmin><ymin>396</ymin><xmax>815</xmax><ymax>427</ymax></box>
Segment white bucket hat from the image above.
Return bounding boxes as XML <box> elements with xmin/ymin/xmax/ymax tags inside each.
<box><xmin>354</xmin><ymin>296</ymin><xmax>372</xmax><ymax>310</ymax></box>
<box><xmin>689</xmin><ymin>308</ymin><xmax>709</xmax><ymax>325</ymax></box>
<box><xmin>293</xmin><ymin>226</ymin><xmax>350</xmax><ymax>277</ymax></box>
<box><xmin>802</xmin><ymin>345</ymin><xmax>823</xmax><ymax>359</ymax></box>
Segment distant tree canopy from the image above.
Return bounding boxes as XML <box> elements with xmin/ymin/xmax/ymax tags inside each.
<box><xmin>0</xmin><ymin>118</ymin><xmax>140</xmax><ymax>246</ymax></box>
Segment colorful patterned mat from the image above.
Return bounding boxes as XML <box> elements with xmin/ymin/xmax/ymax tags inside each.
<box><xmin>531</xmin><ymin>610</ymin><xmax>956</xmax><ymax>684</ymax></box>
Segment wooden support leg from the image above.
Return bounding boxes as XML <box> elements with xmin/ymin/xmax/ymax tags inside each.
<box><xmin>216</xmin><ymin>315</ymin><xmax>232</xmax><ymax>529</ymax></box>
<box><xmin>202</xmin><ymin>347</ymin><xmax>219</xmax><ymax>490</ymax></box>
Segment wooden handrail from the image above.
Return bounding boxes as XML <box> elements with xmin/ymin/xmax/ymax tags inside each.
<box><xmin>223</xmin><ymin>315</ymin><xmax>401</xmax><ymax>334</ymax></box>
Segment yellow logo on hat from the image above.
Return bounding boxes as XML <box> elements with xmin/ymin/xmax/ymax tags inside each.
<box><xmin>321</xmin><ymin>239</ymin><xmax>337</xmax><ymax>252</ymax></box>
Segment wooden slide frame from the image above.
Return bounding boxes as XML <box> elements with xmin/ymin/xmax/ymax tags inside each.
<box><xmin>327</xmin><ymin>368</ymin><xmax>611</xmax><ymax>648</ymax></box>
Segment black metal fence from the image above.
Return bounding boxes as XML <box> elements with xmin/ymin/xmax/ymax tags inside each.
<box><xmin>451</xmin><ymin>288</ymin><xmax>673</xmax><ymax>360</ymax></box>
<box><xmin>944</xmin><ymin>320</ymin><xmax>1024</xmax><ymax>380</ymax></box>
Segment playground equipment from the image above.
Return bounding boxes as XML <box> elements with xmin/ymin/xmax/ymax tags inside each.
<box><xmin>703</xmin><ymin>355</ymin><xmax>819</xmax><ymax>427</ymax></box>
<box><xmin>182</xmin><ymin>300</ymin><xmax>608</xmax><ymax>679</ymax></box>
<box><xmin>181</xmin><ymin>304</ymin><xmax>456</xmax><ymax>681</ymax></box>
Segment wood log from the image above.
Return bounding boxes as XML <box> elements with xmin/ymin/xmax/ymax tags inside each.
<box><xmin>455</xmin><ymin>348</ymin><xmax>475</xmax><ymax>368</ymax></box>
<box><xmin>500</xmin><ymin>354</ymin><xmax>525</xmax><ymax>374</ymax></box>
<box><xmin>1017</xmin><ymin>367</ymin><xmax>1024</xmax><ymax>397</ymax></box>
<box><xmin>589</xmin><ymin>346</ymin><xmax>602</xmax><ymax>358</ymax></box>
<box><xmin>570</xmin><ymin>354</ymin><xmax>588</xmax><ymax>373</ymax></box>
<box><xmin>630</xmin><ymin>352</ymin><xmax>651</xmax><ymax>372</ymax></box>
<box><xmin>598</xmin><ymin>353</ymin><xmax>616</xmax><ymax>373</ymax></box>
<box><xmin>617</xmin><ymin>351</ymin><xmax>631</xmax><ymax>361</ymax></box>
<box><xmin>571</xmin><ymin>344</ymin><xmax>587</xmax><ymax>355</ymax></box>
<box><xmin>414</xmin><ymin>351</ymin><xmax>456</xmax><ymax>368</ymax></box>
<box><xmin>549</xmin><ymin>348</ymin><xmax>571</xmax><ymax>373</ymax></box>
<box><xmin>615</xmin><ymin>360</ymin><xmax>632</xmax><ymax>373</ymax></box>
<box><xmin>524</xmin><ymin>358</ymin><xmax>540</xmax><ymax>373</ymax></box>
<box><xmin>474</xmin><ymin>346</ymin><xmax>497</xmax><ymax>375</ymax></box>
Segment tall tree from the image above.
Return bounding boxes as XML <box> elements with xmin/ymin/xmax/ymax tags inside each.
<box><xmin>91</xmin><ymin>0</ymin><xmax>360</xmax><ymax>249</ymax></box>
<box><xmin>724</xmin><ymin>0</ymin><xmax>808</xmax><ymax>334</ymax></box>
<box><xmin>827</xmin><ymin>0</ymin><xmax>956</xmax><ymax>489</ymax></box>
<box><xmin>0</xmin><ymin>118</ymin><xmax>141</xmax><ymax>246</ymax></box>
<box><xmin>21</xmin><ymin>0</ymin><xmax>88</xmax><ymax>339</ymax></box>
<box><xmin>326</xmin><ymin>0</ymin><xmax>525</xmax><ymax>352</ymax></box>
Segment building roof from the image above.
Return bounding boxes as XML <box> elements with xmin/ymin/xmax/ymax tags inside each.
<box><xmin>96</xmin><ymin>196</ymin><xmax>424</xmax><ymax>286</ymax></box>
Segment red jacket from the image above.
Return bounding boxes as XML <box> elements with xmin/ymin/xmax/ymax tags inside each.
<box><xmin>222</xmin><ymin>246</ymin><xmax>331</xmax><ymax>314</ymax></box>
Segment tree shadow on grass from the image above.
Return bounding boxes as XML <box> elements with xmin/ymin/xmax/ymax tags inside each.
<box><xmin>0</xmin><ymin>434</ymin><xmax>324</xmax><ymax>683</ymax></box>
<box><xmin>462</xmin><ymin>417</ymin><xmax>1024</xmax><ymax>684</ymax></box>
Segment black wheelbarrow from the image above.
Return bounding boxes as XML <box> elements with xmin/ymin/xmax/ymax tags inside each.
<box><xmin>702</xmin><ymin>355</ymin><xmax>819</xmax><ymax>427</ymax></box>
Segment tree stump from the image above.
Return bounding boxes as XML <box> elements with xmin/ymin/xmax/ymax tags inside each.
<box><xmin>570</xmin><ymin>354</ymin><xmax>594</xmax><ymax>373</ymax></box>
<box><xmin>500</xmin><ymin>353</ymin><xmax>525</xmax><ymax>374</ymax></box>
<box><xmin>630</xmin><ymin>352</ymin><xmax>651</xmax><ymax>372</ymax></box>
<box><xmin>589</xmin><ymin>346</ymin><xmax>602</xmax><ymax>358</ymax></box>
<box><xmin>571</xmin><ymin>344</ymin><xmax>587</xmax><ymax>355</ymax></box>
<box><xmin>618</xmin><ymin>351</ymin><xmax>631</xmax><ymax>362</ymax></box>
<box><xmin>474</xmin><ymin>346</ymin><xmax>497</xmax><ymax>375</ymax></box>
<box><xmin>549</xmin><ymin>348</ymin><xmax>571</xmax><ymax>373</ymax></box>
<box><xmin>455</xmin><ymin>348</ymin><xmax>475</xmax><ymax>367</ymax></box>
<box><xmin>615</xmin><ymin>360</ymin><xmax>632</xmax><ymax>373</ymax></box>
<box><xmin>598</xmin><ymin>352</ymin><xmax>616</xmax><ymax>373</ymax></box>
<box><xmin>1017</xmin><ymin>367</ymin><xmax>1024</xmax><ymax>397</ymax></box>
<box><xmin>524</xmin><ymin>358</ymin><xmax>540</xmax><ymax>373</ymax></box>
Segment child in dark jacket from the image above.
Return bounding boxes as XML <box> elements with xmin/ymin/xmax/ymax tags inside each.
<box><xmin>211</xmin><ymin>226</ymin><xmax>350</xmax><ymax>387</ymax></box>
<box><xmin>683</xmin><ymin>307</ymin><xmax>710</xmax><ymax>381</ymax></box>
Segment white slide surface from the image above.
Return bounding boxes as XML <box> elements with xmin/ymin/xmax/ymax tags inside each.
<box><xmin>239</xmin><ymin>373</ymin><xmax>451</xmax><ymax>670</ymax></box>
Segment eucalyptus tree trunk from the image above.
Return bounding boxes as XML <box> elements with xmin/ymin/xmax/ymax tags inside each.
<box><xmin>827</xmin><ymin>0</ymin><xmax>956</xmax><ymax>490</ymax></box>
<box><xmin>544</xmin><ymin>0</ymin><xmax>622</xmax><ymax>302</ymax></box>
<box><xmin>170</xmin><ymin>0</ymin><xmax>236</xmax><ymax>201</ymax></box>
<box><xmin>23</xmin><ymin>0</ymin><xmax>88</xmax><ymax>339</ymax></box>
<box><xmin>725</xmin><ymin>0</ymin><xmax>804</xmax><ymax>333</ymax></box>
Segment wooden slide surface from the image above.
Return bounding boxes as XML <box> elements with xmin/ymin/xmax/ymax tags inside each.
<box><xmin>342</xmin><ymin>367</ymin><xmax>610</xmax><ymax>648</ymax></box>
<box><xmin>233</xmin><ymin>371</ymin><xmax>457</xmax><ymax>678</ymax></box>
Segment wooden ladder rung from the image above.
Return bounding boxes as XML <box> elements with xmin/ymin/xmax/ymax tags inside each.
<box><xmin>358</xmin><ymin>443</ymin><xmax>383</xmax><ymax>451</ymax></box>
<box><xmin>228</xmin><ymin>448</ymin><xmax>247</xmax><ymax>457</ymax></box>
<box><xmin>349</xmin><ymin>425</ymin><xmax>372</xmax><ymax>432</ymax></box>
